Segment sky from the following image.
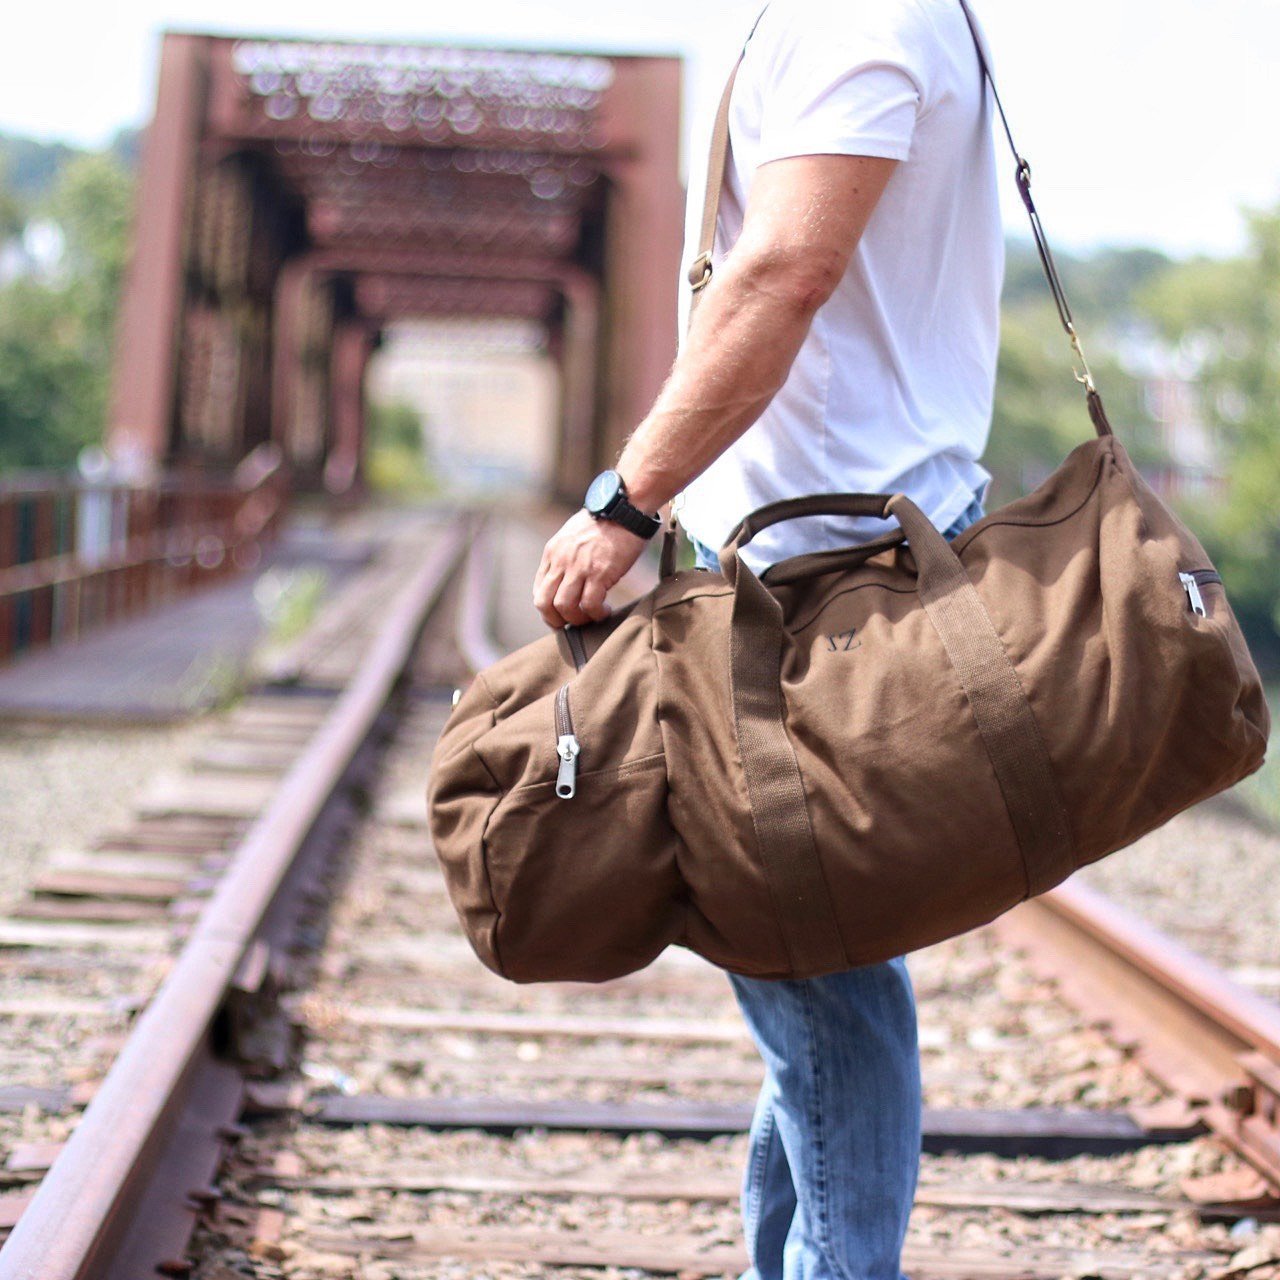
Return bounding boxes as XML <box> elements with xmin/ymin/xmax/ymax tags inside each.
<box><xmin>1</xmin><ymin>0</ymin><xmax>1276</xmax><ymax>258</ymax></box>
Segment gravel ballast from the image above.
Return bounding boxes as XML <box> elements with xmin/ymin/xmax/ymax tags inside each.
<box><xmin>0</xmin><ymin>720</ymin><xmax>209</xmax><ymax>911</ymax></box>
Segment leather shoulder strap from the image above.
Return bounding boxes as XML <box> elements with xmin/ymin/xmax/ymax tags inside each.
<box><xmin>688</xmin><ymin>0</ymin><xmax>1114</xmax><ymax>438</ymax></box>
<box><xmin>686</xmin><ymin>6</ymin><xmax>768</xmax><ymax>312</ymax></box>
<box><xmin>686</xmin><ymin>60</ymin><xmax>743</xmax><ymax>307</ymax></box>
<box><xmin>953</xmin><ymin>0</ymin><xmax>1113</xmax><ymax>437</ymax></box>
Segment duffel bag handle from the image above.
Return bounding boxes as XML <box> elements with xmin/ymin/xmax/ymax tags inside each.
<box><xmin>659</xmin><ymin>492</ymin><xmax>905</xmax><ymax>584</ymax></box>
<box><xmin>720</xmin><ymin>490</ymin><xmax>1074</xmax><ymax>978</ymax></box>
<box><xmin>718</xmin><ymin>491</ymin><xmax>904</xmax><ymax>576</ymax></box>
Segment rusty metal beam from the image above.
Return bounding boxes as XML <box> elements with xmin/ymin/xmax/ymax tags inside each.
<box><xmin>269</xmin><ymin>144</ymin><xmax>600</xmax><ymax>185</ymax></box>
<box><xmin>307</xmin><ymin>206</ymin><xmax>582</xmax><ymax>257</ymax></box>
<box><xmin>456</xmin><ymin>521</ymin><xmax>503</xmax><ymax>673</ymax></box>
<box><xmin>272</xmin><ymin>153</ymin><xmax>597</xmax><ymax>208</ymax></box>
<box><xmin>110</xmin><ymin>29</ymin><xmax>683</xmax><ymax>498</ymax></box>
<box><xmin>303</xmin><ymin>245</ymin><xmax>579</xmax><ymax>286</ymax></box>
<box><xmin>322</xmin><ymin>321</ymin><xmax>377</xmax><ymax>495</ymax></box>
<box><xmin>354</xmin><ymin>275</ymin><xmax>557</xmax><ymax>322</ymax></box>
<box><xmin>592</xmin><ymin>57</ymin><xmax>682</xmax><ymax>484</ymax></box>
<box><xmin>202</xmin><ymin>38</ymin><xmax>631</xmax><ymax>157</ymax></box>
<box><xmin>269</xmin><ymin>258</ymin><xmax>312</xmax><ymax>468</ymax></box>
<box><xmin>107</xmin><ymin>34</ymin><xmax>210</xmax><ymax>467</ymax></box>
<box><xmin>555</xmin><ymin>271</ymin><xmax>602</xmax><ymax>496</ymax></box>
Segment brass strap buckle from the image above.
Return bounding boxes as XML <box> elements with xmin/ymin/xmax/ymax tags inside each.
<box><xmin>687</xmin><ymin>251</ymin><xmax>714</xmax><ymax>292</ymax></box>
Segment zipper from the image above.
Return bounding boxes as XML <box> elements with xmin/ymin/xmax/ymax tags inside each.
<box><xmin>563</xmin><ymin>625</ymin><xmax>589</xmax><ymax>672</ymax></box>
<box><xmin>554</xmin><ymin>683</ymin><xmax>580</xmax><ymax>799</ymax></box>
<box><xmin>1179</xmin><ymin>569</ymin><xmax>1222</xmax><ymax>618</ymax></box>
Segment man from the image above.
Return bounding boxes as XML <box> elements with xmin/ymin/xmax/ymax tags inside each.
<box><xmin>533</xmin><ymin>0</ymin><xmax>1003</xmax><ymax>1274</ymax></box>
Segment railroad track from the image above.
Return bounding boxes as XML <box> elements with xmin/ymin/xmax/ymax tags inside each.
<box><xmin>0</xmin><ymin>509</ymin><xmax>1278</xmax><ymax>1279</ymax></box>
<box><xmin>0</xmin><ymin>508</ymin><xmax>473</xmax><ymax>1276</ymax></box>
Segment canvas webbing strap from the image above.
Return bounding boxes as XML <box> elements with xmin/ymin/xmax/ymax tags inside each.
<box><xmin>882</xmin><ymin>494</ymin><xmax>1075</xmax><ymax>898</ymax></box>
<box><xmin>689</xmin><ymin>0</ymin><xmax>1113</xmax><ymax>438</ymax></box>
<box><xmin>728</xmin><ymin>565</ymin><xmax>848</xmax><ymax>975</ymax></box>
<box><xmin>720</xmin><ymin>495</ymin><xmax>905</xmax><ymax>976</ymax></box>
<box><xmin>720</xmin><ymin>493</ymin><xmax>1076</xmax><ymax>972</ymax></box>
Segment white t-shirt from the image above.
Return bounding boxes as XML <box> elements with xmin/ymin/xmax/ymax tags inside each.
<box><xmin>677</xmin><ymin>0</ymin><xmax>1005</xmax><ymax>571</ymax></box>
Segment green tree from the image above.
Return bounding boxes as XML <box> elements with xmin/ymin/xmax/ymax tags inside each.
<box><xmin>0</xmin><ymin>282</ymin><xmax>100</xmax><ymax>468</ymax></box>
<box><xmin>366</xmin><ymin>399</ymin><xmax>438</xmax><ymax>495</ymax></box>
<box><xmin>1002</xmin><ymin>240</ymin><xmax>1172</xmax><ymax>315</ymax></box>
<box><xmin>0</xmin><ymin>151</ymin><xmax>134</xmax><ymax>470</ymax></box>
<box><xmin>0</xmin><ymin>133</ymin><xmax>81</xmax><ymax>202</ymax></box>
<box><xmin>1137</xmin><ymin>207</ymin><xmax>1280</xmax><ymax>639</ymax></box>
<box><xmin>0</xmin><ymin>158</ymin><xmax>22</xmax><ymax>240</ymax></box>
<box><xmin>44</xmin><ymin>152</ymin><xmax>134</xmax><ymax>337</ymax></box>
<box><xmin>989</xmin><ymin>283</ymin><xmax>1159</xmax><ymax>506</ymax></box>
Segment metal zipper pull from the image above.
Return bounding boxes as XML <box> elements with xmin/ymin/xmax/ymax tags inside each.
<box><xmin>553</xmin><ymin>683</ymin><xmax>580</xmax><ymax>799</ymax></box>
<box><xmin>1179</xmin><ymin>572</ymin><xmax>1207</xmax><ymax>617</ymax></box>
<box><xmin>556</xmin><ymin>734</ymin><xmax>580</xmax><ymax>799</ymax></box>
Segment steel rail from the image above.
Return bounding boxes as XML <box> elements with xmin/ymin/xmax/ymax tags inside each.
<box><xmin>0</xmin><ymin>517</ymin><xmax>468</xmax><ymax>1280</ymax></box>
<box><xmin>456</xmin><ymin>518</ymin><xmax>504</xmax><ymax>674</ymax></box>
<box><xmin>998</xmin><ymin>879</ymin><xmax>1280</xmax><ymax>1193</ymax></box>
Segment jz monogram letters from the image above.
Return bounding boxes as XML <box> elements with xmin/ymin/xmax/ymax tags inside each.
<box><xmin>825</xmin><ymin>627</ymin><xmax>860</xmax><ymax>652</ymax></box>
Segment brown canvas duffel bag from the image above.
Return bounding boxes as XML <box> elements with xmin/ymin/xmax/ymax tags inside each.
<box><xmin>428</xmin><ymin>451</ymin><xmax>1269</xmax><ymax>983</ymax></box>
<box><xmin>426</xmin><ymin>1</ymin><xmax>1271</xmax><ymax>984</ymax></box>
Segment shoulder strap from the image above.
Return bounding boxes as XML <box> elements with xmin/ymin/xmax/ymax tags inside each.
<box><xmin>953</xmin><ymin>0</ymin><xmax>1113</xmax><ymax>437</ymax></box>
<box><xmin>687</xmin><ymin>6</ymin><xmax>768</xmax><ymax>304</ymax></box>
<box><xmin>686</xmin><ymin>61</ymin><xmax>743</xmax><ymax>305</ymax></box>
<box><xmin>688</xmin><ymin>0</ymin><xmax>1114</xmax><ymax>438</ymax></box>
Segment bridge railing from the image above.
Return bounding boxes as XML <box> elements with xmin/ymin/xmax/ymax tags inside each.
<box><xmin>0</xmin><ymin>444</ymin><xmax>288</xmax><ymax>665</ymax></box>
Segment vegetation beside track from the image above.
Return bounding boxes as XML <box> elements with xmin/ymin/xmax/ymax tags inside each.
<box><xmin>1238</xmin><ymin>683</ymin><xmax>1280</xmax><ymax>828</ymax></box>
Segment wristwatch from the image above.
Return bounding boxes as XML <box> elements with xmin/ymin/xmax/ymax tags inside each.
<box><xmin>584</xmin><ymin>469</ymin><xmax>662</xmax><ymax>540</ymax></box>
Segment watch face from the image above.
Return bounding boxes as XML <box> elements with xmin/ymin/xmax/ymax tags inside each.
<box><xmin>585</xmin><ymin>469</ymin><xmax>622</xmax><ymax>516</ymax></box>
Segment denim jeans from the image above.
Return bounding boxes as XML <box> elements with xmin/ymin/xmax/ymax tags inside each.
<box><xmin>690</xmin><ymin>493</ymin><xmax>984</xmax><ymax>1280</ymax></box>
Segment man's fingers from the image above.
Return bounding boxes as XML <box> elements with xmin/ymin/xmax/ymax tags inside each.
<box><xmin>578</xmin><ymin>578</ymin><xmax>612</xmax><ymax>623</ymax></box>
<box><xmin>537</xmin><ymin>600</ymin><xmax>568</xmax><ymax>629</ymax></box>
<box><xmin>552</xmin><ymin>574</ymin><xmax>592</xmax><ymax>627</ymax></box>
<box><xmin>534</xmin><ymin>566</ymin><xmax>567</xmax><ymax>629</ymax></box>
<box><xmin>552</xmin><ymin>573</ymin><xmax>606</xmax><ymax>627</ymax></box>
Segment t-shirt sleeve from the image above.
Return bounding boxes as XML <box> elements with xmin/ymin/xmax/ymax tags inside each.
<box><xmin>753</xmin><ymin>0</ymin><xmax>934</xmax><ymax>165</ymax></box>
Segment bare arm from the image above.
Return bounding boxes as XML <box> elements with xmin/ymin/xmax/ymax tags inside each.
<box><xmin>533</xmin><ymin>152</ymin><xmax>898</xmax><ymax>628</ymax></box>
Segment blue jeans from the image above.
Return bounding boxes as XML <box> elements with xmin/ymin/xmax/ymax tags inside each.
<box><xmin>690</xmin><ymin>493</ymin><xmax>984</xmax><ymax>1280</ymax></box>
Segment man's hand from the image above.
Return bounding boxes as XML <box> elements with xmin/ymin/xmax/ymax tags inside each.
<box><xmin>533</xmin><ymin>509</ymin><xmax>647</xmax><ymax>629</ymax></box>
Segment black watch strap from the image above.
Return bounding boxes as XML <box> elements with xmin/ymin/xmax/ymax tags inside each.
<box><xmin>605</xmin><ymin>497</ymin><xmax>662</xmax><ymax>540</ymax></box>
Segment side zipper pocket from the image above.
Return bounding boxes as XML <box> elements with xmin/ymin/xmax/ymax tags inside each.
<box><xmin>554</xmin><ymin>683</ymin><xmax>580</xmax><ymax>800</ymax></box>
<box><xmin>1178</xmin><ymin>569</ymin><xmax>1222</xmax><ymax>618</ymax></box>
